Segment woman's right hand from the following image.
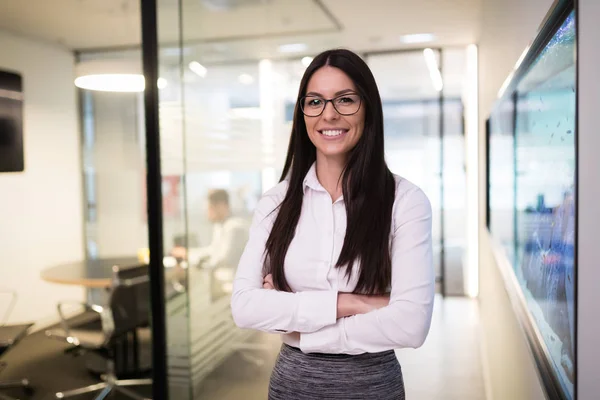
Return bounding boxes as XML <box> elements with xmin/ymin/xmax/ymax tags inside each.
<box><xmin>263</xmin><ymin>274</ymin><xmax>274</xmax><ymax>289</ymax></box>
<box><xmin>336</xmin><ymin>293</ymin><xmax>390</xmax><ymax>319</ymax></box>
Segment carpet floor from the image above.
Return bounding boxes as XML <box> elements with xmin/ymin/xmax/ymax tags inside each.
<box><xmin>0</xmin><ymin>314</ymin><xmax>152</xmax><ymax>400</ymax></box>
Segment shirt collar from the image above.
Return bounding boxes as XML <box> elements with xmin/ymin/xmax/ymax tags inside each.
<box><xmin>302</xmin><ymin>162</ymin><xmax>325</xmax><ymax>194</ymax></box>
<box><xmin>302</xmin><ymin>162</ymin><xmax>344</xmax><ymax>204</ymax></box>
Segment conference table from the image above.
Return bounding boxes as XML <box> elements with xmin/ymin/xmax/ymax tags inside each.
<box><xmin>40</xmin><ymin>256</ymin><xmax>183</xmax><ymax>288</ymax></box>
<box><xmin>41</xmin><ymin>257</ymin><xmax>250</xmax><ymax>387</ymax></box>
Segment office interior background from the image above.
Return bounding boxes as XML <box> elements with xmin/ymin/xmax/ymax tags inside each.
<box><xmin>0</xmin><ymin>0</ymin><xmax>598</xmax><ymax>399</ymax></box>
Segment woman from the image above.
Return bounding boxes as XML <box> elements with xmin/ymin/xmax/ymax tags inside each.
<box><xmin>231</xmin><ymin>48</ymin><xmax>435</xmax><ymax>399</ymax></box>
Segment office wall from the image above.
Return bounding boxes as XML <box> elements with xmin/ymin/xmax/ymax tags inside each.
<box><xmin>477</xmin><ymin>0</ymin><xmax>555</xmax><ymax>399</ymax></box>
<box><xmin>0</xmin><ymin>31</ymin><xmax>85</xmax><ymax>327</ymax></box>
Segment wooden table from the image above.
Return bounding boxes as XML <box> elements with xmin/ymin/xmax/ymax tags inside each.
<box><xmin>40</xmin><ymin>257</ymin><xmax>181</xmax><ymax>288</ymax></box>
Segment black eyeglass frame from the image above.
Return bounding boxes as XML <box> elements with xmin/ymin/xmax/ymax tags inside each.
<box><xmin>299</xmin><ymin>93</ymin><xmax>363</xmax><ymax>117</ymax></box>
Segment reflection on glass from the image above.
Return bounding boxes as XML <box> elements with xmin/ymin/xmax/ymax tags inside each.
<box><xmin>489</xmin><ymin>11</ymin><xmax>575</xmax><ymax>398</ymax></box>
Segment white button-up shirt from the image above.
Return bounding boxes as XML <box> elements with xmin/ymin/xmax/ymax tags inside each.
<box><xmin>231</xmin><ymin>163</ymin><xmax>435</xmax><ymax>355</ymax></box>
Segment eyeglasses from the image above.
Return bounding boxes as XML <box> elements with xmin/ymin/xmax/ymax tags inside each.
<box><xmin>299</xmin><ymin>93</ymin><xmax>362</xmax><ymax>117</ymax></box>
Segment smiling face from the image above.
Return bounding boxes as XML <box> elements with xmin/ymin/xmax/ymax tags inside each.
<box><xmin>303</xmin><ymin>66</ymin><xmax>365</xmax><ymax>163</ymax></box>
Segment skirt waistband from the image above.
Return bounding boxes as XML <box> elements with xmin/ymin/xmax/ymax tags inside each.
<box><xmin>282</xmin><ymin>343</ymin><xmax>396</xmax><ymax>360</ymax></box>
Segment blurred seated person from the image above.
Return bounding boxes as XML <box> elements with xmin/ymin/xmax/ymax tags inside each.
<box><xmin>171</xmin><ymin>189</ymin><xmax>249</xmax><ymax>272</ymax></box>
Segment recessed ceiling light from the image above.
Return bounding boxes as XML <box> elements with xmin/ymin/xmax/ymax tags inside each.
<box><xmin>188</xmin><ymin>61</ymin><xmax>207</xmax><ymax>77</ymax></box>
<box><xmin>301</xmin><ymin>57</ymin><xmax>313</xmax><ymax>67</ymax></box>
<box><xmin>278</xmin><ymin>43</ymin><xmax>307</xmax><ymax>53</ymax></box>
<box><xmin>400</xmin><ymin>33</ymin><xmax>436</xmax><ymax>44</ymax></box>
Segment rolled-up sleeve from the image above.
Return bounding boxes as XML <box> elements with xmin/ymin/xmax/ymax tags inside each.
<box><xmin>231</xmin><ymin>185</ymin><xmax>338</xmax><ymax>334</ymax></box>
<box><xmin>300</xmin><ymin>187</ymin><xmax>435</xmax><ymax>354</ymax></box>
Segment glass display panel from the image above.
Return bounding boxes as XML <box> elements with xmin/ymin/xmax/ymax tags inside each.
<box><xmin>488</xmin><ymin>10</ymin><xmax>576</xmax><ymax>398</ymax></box>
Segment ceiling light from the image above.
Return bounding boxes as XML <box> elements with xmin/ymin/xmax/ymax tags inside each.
<box><xmin>189</xmin><ymin>61</ymin><xmax>207</xmax><ymax>77</ymax></box>
<box><xmin>75</xmin><ymin>59</ymin><xmax>150</xmax><ymax>93</ymax></box>
<box><xmin>423</xmin><ymin>48</ymin><xmax>443</xmax><ymax>92</ymax></box>
<box><xmin>278</xmin><ymin>43</ymin><xmax>307</xmax><ymax>53</ymax></box>
<box><xmin>400</xmin><ymin>33</ymin><xmax>436</xmax><ymax>44</ymax></box>
<box><xmin>301</xmin><ymin>57</ymin><xmax>313</xmax><ymax>67</ymax></box>
<box><xmin>74</xmin><ymin>74</ymin><xmax>168</xmax><ymax>92</ymax></box>
<box><xmin>238</xmin><ymin>73</ymin><xmax>254</xmax><ymax>85</ymax></box>
<box><xmin>75</xmin><ymin>74</ymin><xmax>145</xmax><ymax>92</ymax></box>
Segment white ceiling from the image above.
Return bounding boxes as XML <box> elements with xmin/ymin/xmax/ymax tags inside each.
<box><xmin>0</xmin><ymin>0</ymin><xmax>479</xmax><ymax>174</ymax></box>
<box><xmin>0</xmin><ymin>0</ymin><xmax>481</xmax><ymax>55</ymax></box>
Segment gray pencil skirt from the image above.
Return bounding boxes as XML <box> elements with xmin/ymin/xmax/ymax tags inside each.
<box><xmin>268</xmin><ymin>344</ymin><xmax>405</xmax><ymax>400</ymax></box>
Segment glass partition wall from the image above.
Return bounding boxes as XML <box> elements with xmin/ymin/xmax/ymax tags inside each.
<box><xmin>77</xmin><ymin>50</ymin><xmax>157</xmax><ymax>396</ymax></box>
<box><xmin>60</xmin><ymin>2</ymin><xmax>476</xmax><ymax>398</ymax></box>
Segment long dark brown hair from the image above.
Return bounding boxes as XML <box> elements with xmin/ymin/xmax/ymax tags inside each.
<box><xmin>263</xmin><ymin>49</ymin><xmax>396</xmax><ymax>295</ymax></box>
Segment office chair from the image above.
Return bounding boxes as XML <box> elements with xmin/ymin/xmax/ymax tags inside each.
<box><xmin>0</xmin><ymin>289</ymin><xmax>33</xmax><ymax>400</ymax></box>
<box><xmin>46</xmin><ymin>265</ymin><xmax>152</xmax><ymax>400</ymax></box>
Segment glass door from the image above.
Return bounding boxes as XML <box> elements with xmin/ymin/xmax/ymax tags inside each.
<box><xmin>366</xmin><ymin>48</ymin><xmax>469</xmax><ymax>296</ymax></box>
<box><xmin>366</xmin><ymin>50</ymin><xmax>445</xmax><ymax>294</ymax></box>
<box><xmin>140</xmin><ymin>0</ymin><xmax>191</xmax><ymax>399</ymax></box>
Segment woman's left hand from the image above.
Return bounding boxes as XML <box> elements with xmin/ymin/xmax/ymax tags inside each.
<box><xmin>263</xmin><ymin>273</ymin><xmax>274</xmax><ymax>289</ymax></box>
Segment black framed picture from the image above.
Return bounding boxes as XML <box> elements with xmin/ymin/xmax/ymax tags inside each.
<box><xmin>0</xmin><ymin>70</ymin><xmax>24</xmax><ymax>172</ymax></box>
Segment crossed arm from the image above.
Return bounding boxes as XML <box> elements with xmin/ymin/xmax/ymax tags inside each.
<box><xmin>230</xmin><ymin>187</ymin><xmax>435</xmax><ymax>354</ymax></box>
<box><xmin>261</xmin><ymin>273</ymin><xmax>390</xmax><ymax>319</ymax></box>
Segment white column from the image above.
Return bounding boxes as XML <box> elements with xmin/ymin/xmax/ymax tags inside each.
<box><xmin>464</xmin><ymin>44</ymin><xmax>479</xmax><ymax>297</ymax></box>
<box><xmin>577</xmin><ymin>0</ymin><xmax>600</xmax><ymax>395</ymax></box>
